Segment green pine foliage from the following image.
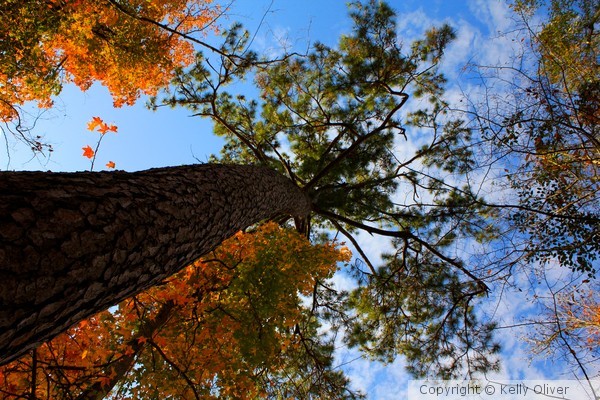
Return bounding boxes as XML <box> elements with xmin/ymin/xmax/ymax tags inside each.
<box><xmin>157</xmin><ymin>0</ymin><xmax>500</xmax><ymax>378</ymax></box>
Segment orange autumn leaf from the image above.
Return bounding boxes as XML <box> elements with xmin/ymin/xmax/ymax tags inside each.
<box><xmin>106</xmin><ymin>161</ymin><xmax>116</xmax><ymax>169</ymax></box>
<box><xmin>87</xmin><ymin>116</ymin><xmax>104</xmax><ymax>131</ymax></box>
<box><xmin>82</xmin><ymin>145</ymin><xmax>94</xmax><ymax>159</ymax></box>
<box><xmin>123</xmin><ymin>345</ymin><xmax>135</xmax><ymax>356</ymax></box>
<box><xmin>99</xmin><ymin>124</ymin><xmax>117</xmax><ymax>134</ymax></box>
<box><xmin>98</xmin><ymin>376</ymin><xmax>112</xmax><ymax>389</ymax></box>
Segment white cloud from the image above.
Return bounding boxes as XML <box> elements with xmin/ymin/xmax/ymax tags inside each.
<box><xmin>396</xmin><ymin>8</ymin><xmax>441</xmax><ymax>43</ymax></box>
<box><xmin>468</xmin><ymin>0</ymin><xmax>514</xmax><ymax>34</ymax></box>
<box><xmin>335</xmin><ymin>346</ymin><xmax>410</xmax><ymax>399</ymax></box>
<box><xmin>442</xmin><ymin>19</ymin><xmax>480</xmax><ymax>79</ymax></box>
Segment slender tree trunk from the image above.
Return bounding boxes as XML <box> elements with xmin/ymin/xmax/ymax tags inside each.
<box><xmin>0</xmin><ymin>164</ymin><xmax>311</xmax><ymax>365</ymax></box>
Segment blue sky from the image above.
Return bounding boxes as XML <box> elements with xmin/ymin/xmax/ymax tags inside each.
<box><xmin>3</xmin><ymin>1</ymin><xmax>594</xmax><ymax>398</ymax></box>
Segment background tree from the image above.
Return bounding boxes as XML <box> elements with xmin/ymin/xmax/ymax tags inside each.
<box><xmin>512</xmin><ymin>0</ymin><xmax>599</xmax><ymax>273</ymax></box>
<box><xmin>467</xmin><ymin>0</ymin><xmax>599</xmax><ymax>273</ymax></box>
<box><xmin>457</xmin><ymin>0</ymin><xmax>599</xmax><ymax>384</ymax></box>
<box><xmin>527</xmin><ymin>282</ymin><xmax>600</xmax><ymax>392</ymax></box>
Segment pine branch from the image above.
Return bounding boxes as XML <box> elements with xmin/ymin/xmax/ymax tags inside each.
<box><xmin>329</xmin><ymin>218</ymin><xmax>377</xmax><ymax>275</ymax></box>
<box><xmin>316</xmin><ymin>207</ymin><xmax>489</xmax><ymax>293</ymax></box>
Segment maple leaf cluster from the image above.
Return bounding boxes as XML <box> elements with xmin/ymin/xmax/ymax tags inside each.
<box><xmin>87</xmin><ymin>116</ymin><xmax>117</xmax><ymax>135</ymax></box>
<box><xmin>82</xmin><ymin>116</ymin><xmax>117</xmax><ymax>169</ymax></box>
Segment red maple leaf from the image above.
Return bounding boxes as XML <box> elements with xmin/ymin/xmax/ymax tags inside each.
<box><xmin>82</xmin><ymin>145</ymin><xmax>95</xmax><ymax>159</ymax></box>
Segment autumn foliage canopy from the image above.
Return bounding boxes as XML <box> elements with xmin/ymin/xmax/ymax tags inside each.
<box><xmin>0</xmin><ymin>0</ymin><xmax>219</xmax><ymax>121</ymax></box>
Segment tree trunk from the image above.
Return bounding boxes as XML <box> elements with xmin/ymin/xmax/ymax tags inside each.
<box><xmin>0</xmin><ymin>164</ymin><xmax>311</xmax><ymax>365</ymax></box>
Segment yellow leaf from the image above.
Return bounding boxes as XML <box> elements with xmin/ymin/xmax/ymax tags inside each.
<box><xmin>87</xmin><ymin>116</ymin><xmax>104</xmax><ymax>131</ymax></box>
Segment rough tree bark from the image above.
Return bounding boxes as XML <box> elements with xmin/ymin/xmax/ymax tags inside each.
<box><xmin>0</xmin><ymin>164</ymin><xmax>311</xmax><ymax>365</ymax></box>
